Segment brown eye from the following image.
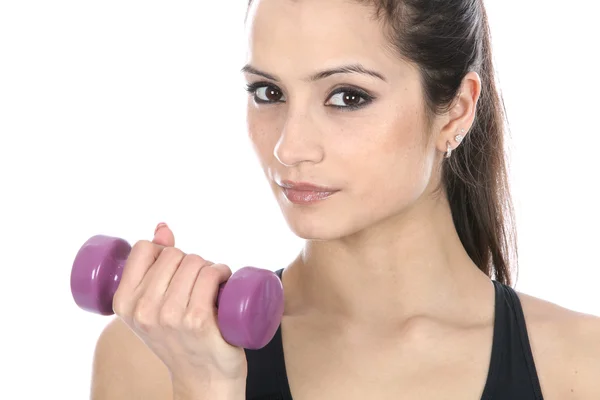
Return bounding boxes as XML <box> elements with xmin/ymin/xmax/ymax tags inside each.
<box><xmin>343</xmin><ymin>92</ymin><xmax>361</xmax><ymax>106</ymax></box>
<box><xmin>255</xmin><ymin>85</ymin><xmax>284</xmax><ymax>102</ymax></box>
<box><xmin>326</xmin><ymin>90</ymin><xmax>367</xmax><ymax>108</ymax></box>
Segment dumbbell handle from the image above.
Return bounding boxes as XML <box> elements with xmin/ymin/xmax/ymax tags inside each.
<box><xmin>70</xmin><ymin>254</ymin><xmax>226</xmax><ymax>316</ymax></box>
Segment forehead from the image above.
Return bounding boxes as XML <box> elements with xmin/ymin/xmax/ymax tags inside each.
<box><xmin>245</xmin><ymin>0</ymin><xmax>400</xmax><ymax>76</ymax></box>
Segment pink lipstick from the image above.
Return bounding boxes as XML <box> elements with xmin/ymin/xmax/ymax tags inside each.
<box><xmin>278</xmin><ymin>180</ymin><xmax>339</xmax><ymax>205</ymax></box>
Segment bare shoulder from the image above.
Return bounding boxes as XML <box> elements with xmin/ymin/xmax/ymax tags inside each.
<box><xmin>516</xmin><ymin>290</ymin><xmax>600</xmax><ymax>399</ymax></box>
<box><xmin>91</xmin><ymin>317</ymin><xmax>172</xmax><ymax>400</ymax></box>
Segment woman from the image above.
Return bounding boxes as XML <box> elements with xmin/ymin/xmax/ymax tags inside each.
<box><xmin>91</xmin><ymin>0</ymin><xmax>600</xmax><ymax>399</ymax></box>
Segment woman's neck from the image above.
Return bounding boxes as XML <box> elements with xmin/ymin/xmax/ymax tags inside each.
<box><xmin>281</xmin><ymin>195</ymin><xmax>493</xmax><ymax>331</ymax></box>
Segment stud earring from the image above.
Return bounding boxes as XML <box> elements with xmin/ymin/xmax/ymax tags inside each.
<box><xmin>445</xmin><ymin>128</ymin><xmax>466</xmax><ymax>158</ymax></box>
<box><xmin>455</xmin><ymin>129</ymin><xmax>465</xmax><ymax>144</ymax></box>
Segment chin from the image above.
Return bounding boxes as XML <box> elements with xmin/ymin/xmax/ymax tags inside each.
<box><xmin>277</xmin><ymin>203</ymin><xmax>365</xmax><ymax>242</ymax></box>
<box><xmin>287</xmin><ymin>222</ymin><xmax>346</xmax><ymax>241</ymax></box>
<box><xmin>274</xmin><ymin>200</ymin><xmax>340</xmax><ymax>242</ymax></box>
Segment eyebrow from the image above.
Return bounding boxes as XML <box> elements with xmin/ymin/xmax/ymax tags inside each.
<box><xmin>240</xmin><ymin>63</ymin><xmax>387</xmax><ymax>82</ymax></box>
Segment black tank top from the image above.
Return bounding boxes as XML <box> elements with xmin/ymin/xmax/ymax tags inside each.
<box><xmin>245</xmin><ymin>268</ymin><xmax>545</xmax><ymax>399</ymax></box>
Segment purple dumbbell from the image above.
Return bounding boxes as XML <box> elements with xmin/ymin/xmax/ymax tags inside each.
<box><xmin>70</xmin><ymin>234</ymin><xmax>284</xmax><ymax>350</ymax></box>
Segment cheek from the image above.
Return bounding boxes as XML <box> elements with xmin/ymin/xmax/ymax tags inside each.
<box><xmin>246</xmin><ymin>107</ymin><xmax>278</xmax><ymax>163</ymax></box>
<box><xmin>336</xmin><ymin>111</ymin><xmax>430</xmax><ymax>209</ymax></box>
<box><xmin>353</xmin><ymin>153</ymin><xmax>429</xmax><ymax>214</ymax></box>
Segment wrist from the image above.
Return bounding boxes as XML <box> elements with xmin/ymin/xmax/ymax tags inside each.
<box><xmin>172</xmin><ymin>376</ymin><xmax>245</xmax><ymax>400</ymax></box>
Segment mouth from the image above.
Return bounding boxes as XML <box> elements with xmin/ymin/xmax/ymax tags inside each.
<box><xmin>281</xmin><ymin>187</ymin><xmax>338</xmax><ymax>205</ymax></box>
<box><xmin>277</xmin><ymin>180</ymin><xmax>340</xmax><ymax>205</ymax></box>
<box><xmin>277</xmin><ymin>180</ymin><xmax>339</xmax><ymax>204</ymax></box>
<box><xmin>278</xmin><ymin>179</ymin><xmax>339</xmax><ymax>192</ymax></box>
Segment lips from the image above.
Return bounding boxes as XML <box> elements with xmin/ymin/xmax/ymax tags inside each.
<box><xmin>278</xmin><ymin>179</ymin><xmax>339</xmax><ymax>192</ymax></box>
<box><xmin>281</xmin><ymin>187</ymin><xmax>337</xmax><ymax>204</ymax></box>
<box><xmin>277</xmin><ymin>180</ymin><xmax>339</xmax><ymax>205</ymax></box>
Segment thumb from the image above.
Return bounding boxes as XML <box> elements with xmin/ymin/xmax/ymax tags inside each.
<box><xmin>152</xmin><ymin>222</ymin><xmax>175</xmax><ymax>247</ymax></box>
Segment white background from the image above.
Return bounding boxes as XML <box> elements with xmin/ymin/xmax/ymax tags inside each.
<box><xmin>0</xmin><ymin>1</ymin><xmax>598</xmax><ymax>398</ymax></box>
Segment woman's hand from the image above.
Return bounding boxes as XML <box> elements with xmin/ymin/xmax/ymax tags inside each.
<box><xmin>112</xmin><ymin>223</ymin><xmax>247</xmax><ymax>397</ymax></box>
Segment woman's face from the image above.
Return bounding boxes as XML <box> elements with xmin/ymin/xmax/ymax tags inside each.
<box><xmin>244</xmin><ymin>0</ymin><xmax>444</xmax><ymax>240</ymax></box>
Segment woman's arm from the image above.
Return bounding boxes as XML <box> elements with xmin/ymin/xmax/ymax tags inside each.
<box><xmin>91</xmin><ymin>317</ymin><xmax>173</xmax><ymax>400</ymax></box>
<box><xmin>91</xmin><ymin>318</ymin><xmax>245</xmax><ymax>400</ymax></box>
<box><xmin>564</xmin><ymin>312</ymin><xmax>600</xmax><ymax>398</ymax></box>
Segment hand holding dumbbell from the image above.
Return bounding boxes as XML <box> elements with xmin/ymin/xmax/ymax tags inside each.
<box><xmin>70</xmin><ymin>223</ymin><xmax>284</xmax><ymax>384</ymax></box>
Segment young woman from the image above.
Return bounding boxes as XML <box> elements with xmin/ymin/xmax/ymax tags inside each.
<box><xmin>91</xmin><ymin>0</ymin><xmax>600</xmax><ymax>399</ymax></box>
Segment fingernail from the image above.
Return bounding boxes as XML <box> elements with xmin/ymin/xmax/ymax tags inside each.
<box><xmin>154</xmin><ymin>222</ymin><xmax>168</xmax><ymax>235</ymax></box>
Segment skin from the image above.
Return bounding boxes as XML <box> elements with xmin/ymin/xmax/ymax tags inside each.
<box><xmin>91</xmin><ymin>0</ymin><xmax>600</xmax><ymax>399</ymax></box>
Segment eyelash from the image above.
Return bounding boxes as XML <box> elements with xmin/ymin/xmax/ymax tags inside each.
<box><xmin>244</xmin><ymin>81</ymin><xmax>375</xmax><ymax>111</ymax></box>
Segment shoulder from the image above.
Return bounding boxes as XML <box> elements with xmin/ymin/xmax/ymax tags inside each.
<box><xmin>516</xmin><ymin>290</ymin><xmax>600</xmax><ymax>399</ymax></box>
<box><xmin>92</xmin><ymin>317</ymin><xmax>172</xmax><ymax>399</ymax></box>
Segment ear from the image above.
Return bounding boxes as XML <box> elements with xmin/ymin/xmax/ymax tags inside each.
<box><xmin>435</xmin><ymin>71</ymin><xmax>482</xmax><ymax>156</ymax></box>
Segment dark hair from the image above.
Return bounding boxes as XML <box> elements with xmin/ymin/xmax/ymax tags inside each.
<box><xmin>247</xmin><ymin>0</ymin><xmax>518</xmax><ymax>287</ymax></box>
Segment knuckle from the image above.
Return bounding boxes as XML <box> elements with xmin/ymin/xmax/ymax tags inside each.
<box><xmin>161</xmin><ymin>246</ymin><xmax>185</xmax><ymax>260</ymax></box>
<box><xmin>158</xmin><ymin>304</ymin><xmax>182</xmax><ymax>328</ymax></box>
<box><xmin>183</xmin><ymin>307</ymin><xmax>212</xmax><ymax>333</ymax></box>
<box><xmin>221</xmin><ymin>263</ymin><xmax>232</xmax><ymax>274</ymax></box>
<box><xmin>213</xmin><ymin>262</ymin><xmax>232</xmax><ymax>273</ymax></box>
<box><xmin>132</xmin><ymin>299</ymin><xmax>157</xmax><ymax>333</ymax></box>
<box><xmin>132</xmin><ymin>239</ymin><xmax>154</xmax><ymax>254</ymax></box>
<box><xmin>112</xmin><ymin>292</ymin><xmax>129</xmax><ymax>317</ymax></box>
<box><xmin>183</xmin><ymin>253</ymin><xmax>206</xmax><ymax>266</ymax></box>
<box><xmin>201</xmin><ymin>265</ymin><xmax>222</xmax><ymax>284</ymax></box>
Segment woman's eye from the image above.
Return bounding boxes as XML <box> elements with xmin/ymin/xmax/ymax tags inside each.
<box><xmin>256</xmin><ymin>85</ymin><xmax>284</xmax><ymax>102</ymax></box>
<box><xmin>245</xmin><ymin>83</ymin><xmax>373</xmax><ymax>110</ymax></box>
<box><xmin>325</xmin><ymin>89</ymin><xmax>370</xmax><ymax>109</ymax></box>
<box><xmin>246</xmin><ymin>83</ymin><xmax>285</xmax><ymax>103</ymax></box>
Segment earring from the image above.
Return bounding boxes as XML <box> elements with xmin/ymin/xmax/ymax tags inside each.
<box><xmin>445</xmin><ymin>128</ymin><xmax>465</xmax><ymax>158</ymax></box>
<box><xmin>455</xmin><ymin>129</ymin><xmax>465</xmax><ymax>143</ymax></box>
<box><xmin>445</xmin><ymin>142</ymin><xmax>452</xmax><ymax>158</ymax></box>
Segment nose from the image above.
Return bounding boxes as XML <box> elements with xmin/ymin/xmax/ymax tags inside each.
<box><xmin>274</xmin><ymin>111</ymin><xmax>324</xmax><ymax>167</ymax></box>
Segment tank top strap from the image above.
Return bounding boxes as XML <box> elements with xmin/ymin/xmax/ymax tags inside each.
<box><xmin>501</xmin><ymin>282</ymin><xmax>544</xmax><ymax>399</ymax></box>
<box><xmin>273</xmin><ymin>268</ymin><xmax>293</xmax><ymax>398</ymax></box>
<box><xmin>481</xmin><ymin>280</ymin><xmax>545</xmax><ymax>399</ymax></box>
